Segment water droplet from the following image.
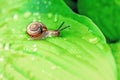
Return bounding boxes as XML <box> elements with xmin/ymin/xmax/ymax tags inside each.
<box><xmin>0</xmin><ymin>57</ymin><xmax>4</xmax><ymax>62</ymax></box>
<box><xmin>11</xmin><ymin>28</ymin><xmax>15</xmax><ymax>32</ymax></box>
<box><xmin>47</xmin><ymin>13</ymin><xmax>53</xmax><ymax>18</ymax></box>
<box><xmin>33</xmin><ymin>44</ymin><xmax>37</xmax><ymax>47</ymax></box>
<box><xmin>82</xmin><ymin>34</ymin><xmax>99</xmax><ymax>44</ymax></box>
<box><xmin>51</xmin><ymin>66</ymin><xmax>56</xmax><ymax>70</ymax></box>
<box><xmin>31</xmin><ymin>57</ymin><xmax>35</xmax><ymax>61</ymax></box>
<box><xmin>45</xmin><ymin>5</ymin><xmax>48</xmax><ymax>8</ymax></box>
<box><xmin>32</xmin><ymin>44</ymin><xmax>37</xmax><ymax>52</ymax></box>
<box><xmin>63</xmin><ymin>38</ymin><xmax>67</xmax><ymax>41</ymax></box>
<box><xmin>33</xmin><ymin>47</ymin><xmax>37</xmax><ymax>52</ymax></box>
<box><xmin>43</xmin><ymin>1</ymin><xmax>47</xmax><ymax>4</ymax></box>
<box><xmin>48</xmin><ymin>1</ymin><xmax>51</xmax><ymax>5</ymax></box>
<box><xmin>24</xmin><ymin>11</ymin><xmax>31</xmax><ymax>18</ymax></box>
<box><xmin>27</xmin><ymin>38</ymin><xmax>31</xmax><ymax>40</ymax></box>
<box><xmin>89</xmin><ymin>30</ymin><xmax>93</xmax><ymax>33</ymax></box>
<box><xmin>0</xmin><ymin>74</ymin><xmax>3</xmax><ymax>79</ymax></box>
<box><xmin>4</xmin><ymin>43</ymin><xmax>10</xmax><ymax>50</ymax></box>
<box><xmin>36</xmin><ymin>1</ymin><xmax>40</xmax><ymax>5</ymax></box>
<box><xmin>88</xmin><ymin>37</ymin><xmax>99</xmax><ymax>44</ymax></box>
<box><xmin>24</xmin><ymin>47</ymin><xmax>29</xmax><ymax>51</ymax></box>
<box><xmin>13</xmin><ymin>14</ymin><xmax>18</xmax><ymax>21</ymax></box>
<box><xmin>41</xmin><ymin>70</ymin><xmax>45</xmax><ymax>73</ymax></box>
<box><xmin>32</xmin><ymin>18</ymin><xmax>37</xmax><ymax>22</ymax></box>
<box><xmin>36</xmin><ymin>6</ymin><xmax>40</xmax><ymax>10</ymax></box>
<box><xmin>54</xmin><ymin>14</ymin><xmax>58</xmax><ymax>22</ymax></box>
<box><xmin>33</xmin><ymin>12</ymin><xmax>39</xmax><ymax>16</ymax></box>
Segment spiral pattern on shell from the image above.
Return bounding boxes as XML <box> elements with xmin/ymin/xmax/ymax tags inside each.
<box><xmin>26</xmin><ymin>22</ymin><xmax>47</xmax><ymax>37</ymax></box>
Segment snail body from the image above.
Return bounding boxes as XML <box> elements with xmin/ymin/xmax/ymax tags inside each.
<box><xmin>26</xmin><ymin>22</ymin><xmax>69</xmax><ymax>39</ymax></box>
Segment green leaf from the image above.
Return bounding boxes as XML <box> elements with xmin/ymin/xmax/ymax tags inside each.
<box><xmin>77</xmin><ymin>0</ymin><xmax>120</xmax><ymax>42</ymax></box>
<box><xmin>0</xmin><ymin>0</ymin><xmax>116</xmax><ymax>80</ymax></box>
<box><xmin>110</xmin><ymin>42</ymin><xmax>120</xmax><ymax>80</ymax></box>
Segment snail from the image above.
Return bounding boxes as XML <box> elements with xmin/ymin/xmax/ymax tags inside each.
<box><xmin>26</xmin><ymin>22</ymin><xmax>70</xmax><ymax>39</ymax></box>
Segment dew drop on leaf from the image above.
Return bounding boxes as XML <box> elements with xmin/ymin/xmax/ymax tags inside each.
<box><xmin>41</xmin><ymin>70</ymin><xmax>45</xmax><ymax>73</ymax></box>
<box><xmin>0</xmin><ymin>74</ymin><xmax>3</xmax><ymax>80</ymax></box>
<box><xmin>33</xmin><ymin>44</ymin><xmax>37</xmax><ymax>52</ymax></box>
<box><xmin>0</xmin><ymin>57</ymin><xmax>4</xmax><ymax>63</ymax></box>
<box><xmin>33</xmin><ymin>47</ymin><xmax>37</xmax><ymax>52</ymax></box>
<box><xmin>33</xmin><ymin>44</ymin><xmax>37</xmax><ymax>47</ymax></box>
<box><xmin>31</xmin><ymin>57</ymin><xmax>35</xmax><ymax>61</ymax></box>
<box><xmin>47</xmin><ymin>13</ymin><xmax>53</xmax><ymax>18</ymax></box>
<box><xmin>33</xmin><ymin>12</ymin><xmax>39</xmax><ymax>16</ymax></box>
<box><xmin>48</xmin><ymin>1</ymin><xmax>51</xmax><ymax>5</ymax></box>
<box><xmin>36</xmin><ymin>6</ymin><xmax>40</xmax><ymax>10</ymax></box>
<box><xmin>51</xmin><ymin>66</ymin><xmax>57</xmax><ymax>70</ymax></box>
<box><xmin>88</xmin><ymin>37</ymin><xmax>99</xmax><ymax>44</ymax></box>
<box><xmin>24</xmin><ymin>47</ymin><xmax>29</xmax><ymax>52</ymax></box>
<box><xmin>36</xmin><ymin>1</ymin><xmax>40</xmax><ymax>5</ymax></box>
<box><xmin>13</xmin><ymin>14</ymin><xmax>18</xmax><ymax>21</ymax></box>
<box><xmin>32</xmin><ymin>18</ymin><xmax>37</xmax><ymax>22</ymax></box>
<box><xmin>43</xmin><ymin>0</ymin><xmax>47</xmax><ymax>4</ymax></box>
<box><xmin>4</xmin><ymin>43</ymin><xmax>10</xmax><ymax>50</ymax></box>
<box><xmin>24</xmin><ymin>11</ymin><xmax>31</xmax><ymax>18</ymax></box>
<box><xmin>11</xmin><ymin>28</ymin><xmax>15</xmax><ymax>32</ymax></box>
<box><xmin>54</xmin><ymin>14</ymin><xmax>58</xmax><ymax>22</ymax></box>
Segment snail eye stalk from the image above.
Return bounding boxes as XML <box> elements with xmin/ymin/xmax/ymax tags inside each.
<box><xmin>57</xmin><ymin>22</ymin><xmax>70</xmax><ymax>31</ymax></box>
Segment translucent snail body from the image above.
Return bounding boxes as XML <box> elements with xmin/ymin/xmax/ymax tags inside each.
<box><xmin>26</xmin><ymin>22</ymin><xmax>69</xmax><ymax>39</ymax></box>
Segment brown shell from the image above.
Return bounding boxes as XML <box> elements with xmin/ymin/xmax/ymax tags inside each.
<box><xmin>26</xmin><ymin>22</ymin><xmax>47</xmax><ymax>38</ymax></box>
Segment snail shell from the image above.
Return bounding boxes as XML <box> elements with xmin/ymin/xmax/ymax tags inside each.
<box><xmin>26</xmin><ymin>22</ymin><xmax>70</xmax><ymax>39</ymax></box>
<box><xmin>26</xmin><ymin>22</ymin><xmax>47</xmax><ymax>38</ymax></box>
